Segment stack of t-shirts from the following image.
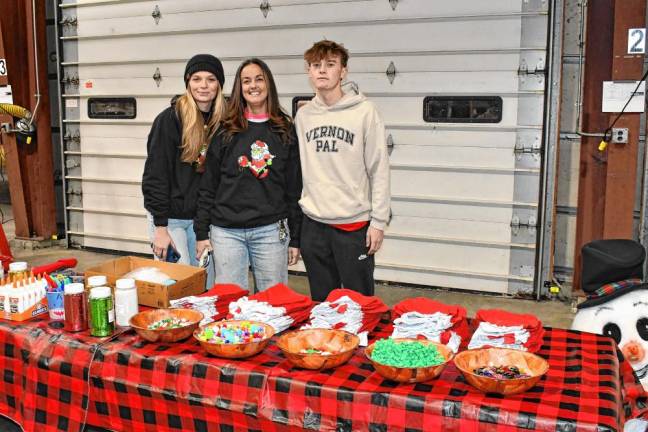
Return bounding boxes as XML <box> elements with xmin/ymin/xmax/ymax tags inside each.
<box><xmin>170</xmin><ymin>284</ymin><xmax>248</xmax><ymax>325</ymax></box>
<box><xmin>301</xmin><ymin>288</ymin><xmax>388</xmax><ymax>345</ymax></box>
<box><xmin>228</xmin><ymin>283</ymin><xmax>313</xmax><ymax>333</ymax></box>
<box><xmin>468</xmin><ymin>309</ymin><xmax>545</xmax><ymax>353</ymax></box>
<box><xmin>390</xmin><ymin>297</ymin><xmax>470</xmax><ymax>353</ymax></box>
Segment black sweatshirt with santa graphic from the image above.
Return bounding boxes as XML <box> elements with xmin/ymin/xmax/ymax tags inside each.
<box><xmin>194</xmin><ymin>120</ymin><xmax>303</xmax><ymax>247</ymax></box>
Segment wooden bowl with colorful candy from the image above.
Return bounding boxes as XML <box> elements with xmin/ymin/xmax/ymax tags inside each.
<box><xmin>453</xmin><ymin>347</ymin><xmax>549</xmax><ymax>395</ymax></box>
<box><xmin>365</xmin><ymin>338</ymin><xmax>454</xmax><ymax>383</ymax></box>
<box><xmin>276</xmin><ymin>328</ymin><xmax>360</xmax><ymax>370</ymax></box>
<box><xmin>129</xmin><ymin>308</ymin><xmax>204</xmax><ymax>343</ymax></box>
<box><xmin>193</xmin><ymin>320</ymin><xmax>275</xmax><ymax>359</ymax></box>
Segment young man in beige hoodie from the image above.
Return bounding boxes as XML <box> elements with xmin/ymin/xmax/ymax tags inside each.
<box><xmin>295</xmin><ymin>40</ymin><xmax>391</xmax><ymax>301</ymax></box>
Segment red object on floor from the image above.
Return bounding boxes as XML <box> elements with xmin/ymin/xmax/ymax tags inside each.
<box><xmin>0</xmin><ymin>223</ymin><xmax>12</xmax><ymax>271</ymax></box>
<box><xmin>31</xmin><ymin>258</ymin><xmax>78</xmax><ymax>275</ymax></box>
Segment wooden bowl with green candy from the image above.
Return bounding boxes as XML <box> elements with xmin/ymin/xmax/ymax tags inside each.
<box><xmin>365</xmin><ymin>338</ymin><xmax>454</xmax><ymax>383</ymax></box>
<box><xmin>129</xmin><ymin>308</ymin><xmax>203</xmax><ymax>343</ymax></box>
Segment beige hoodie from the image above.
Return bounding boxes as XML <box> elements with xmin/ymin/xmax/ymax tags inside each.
<box><xmin>295</xmin><ymin>89</ymin><xmax>391</xmax><ymax>230</ymax></box>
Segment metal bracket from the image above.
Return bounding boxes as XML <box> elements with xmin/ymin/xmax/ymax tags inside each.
<box><xmin>518</xmin><ymin>59</ymin><xmax>546</xmax><ymax>85</ymax></box>
<box><xmin>260</xmin><ymin>1</ymin><xmax>271</xmax><ymax>18</ymax></box>
<box><xmin>513</xmin><ymin>137</ymin><xmax>541</xmax><ymax>161</ymax></box>
<box><xmin>510</xmin><ymin>215</ymin><xmax>537</xmax><ymax>236</ymax></box>
<box><xmin>389</xmin><ymin>0</ymin><xmax>398</xmax><ymax>10</ymax></box>
<box><xmin>152</xmin><ymin>5</ymin><xmax>162</xmax><ymax>24</ymax></box>
<box><xmin>386</xmin><ymin>61</ymin><xmax>397</xmax><ymax>85</ymax></box>
<box><xmin>386</xmin><ymin>134</ymin><xmax>394</xmax><ymax>155</ymax></box>
<box><xmin>59</xmin><ymin>16</ymin><xmax>78</xmax><ymax>27</ymax></box>
<box><xmin>153</xmin><ymin>68</ymin><xmax>162</xmax><ymax>87</ymax></box>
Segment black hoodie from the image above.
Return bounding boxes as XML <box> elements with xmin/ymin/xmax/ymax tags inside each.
<box><xmin>142</xmin><ymin>101</ymin><xmax>209</xmax><ymax>226</ymax></box>
<box><xmin>194</xmin><ymin>120</ymin><xmax>303</xmax><ymax>247</ymax></box>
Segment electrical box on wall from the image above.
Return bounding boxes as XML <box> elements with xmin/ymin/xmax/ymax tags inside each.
<box><xmin>611</xmin><ymin>128</ymin><xmax>629</xmax><ymax>143</ymax></box>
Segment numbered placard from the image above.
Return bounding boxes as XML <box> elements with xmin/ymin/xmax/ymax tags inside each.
<box><xmin>0</xmin><ymin>59</ymin><xmax>7</xmax><ymax>76</ymax></box>
<box><xmin>628</xmin><ymin>28</ymin><xmax>646</xmax><ymax>54</ymax></box>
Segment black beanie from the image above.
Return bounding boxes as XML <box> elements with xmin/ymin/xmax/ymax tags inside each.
<box><xmin>184</xmin><ymin>54</ymin><xmax>225</xmax><ymax>88</ymax></box>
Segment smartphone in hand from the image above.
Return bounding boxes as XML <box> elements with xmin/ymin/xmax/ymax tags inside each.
<box><xmin>166</xmin><ymin>245</ymin><xmax>181</xmax><ymax>263</ymax></box>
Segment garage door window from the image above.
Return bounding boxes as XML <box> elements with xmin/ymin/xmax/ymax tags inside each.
<box><xmin>423</xmin><ymin>96</ymin><xmax>502</xmax><ymax>123</ymax></box>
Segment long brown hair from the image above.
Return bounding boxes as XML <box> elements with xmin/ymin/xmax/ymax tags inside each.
<box><xmin>175</xmin><ymin>83</ymin><xmax>226</xmax><ymax>163</ymax></box>
<box><xmin>223</xmin><ymin>58</ymin><xmax>292</xmax><ymax>144</ymax></box>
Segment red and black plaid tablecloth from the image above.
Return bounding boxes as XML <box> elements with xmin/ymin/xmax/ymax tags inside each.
<box><xmin>0</xmin><ymin>317</ymin><xmax>646</xmax><ymax>432</ymax></box>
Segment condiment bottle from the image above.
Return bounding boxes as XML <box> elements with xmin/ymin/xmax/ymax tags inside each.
<box><xmin>89</xmin><ymin>286</ymin><xmax>114</xmax><ymax>337</ymax></box>
<box><xmin>115</xmin><ymin>278</ymin><xmax>138</xmax><ymax>327</ymax></box>
<box><xmin>64</xmin><ymin>283</ymin><xmax>88</xmax><ymax>332</ymax></box>
<box><xmin>8</xmin><ymin>262</ymin><xmax>29</xmax><ymax>279</ymax></box>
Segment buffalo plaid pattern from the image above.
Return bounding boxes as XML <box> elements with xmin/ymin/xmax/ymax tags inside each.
<box><xmin>0</xmin><ymin>317</ymin><xmax>646</xmax><ymax>431</ymax></box>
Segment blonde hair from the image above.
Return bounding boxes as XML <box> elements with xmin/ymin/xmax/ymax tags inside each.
<box><xmin>175</xmin><ymin>84</ymin><xmax>226</xmax><ymax>163</ymax></box>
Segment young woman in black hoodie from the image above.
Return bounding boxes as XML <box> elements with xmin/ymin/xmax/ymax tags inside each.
<box><xmin>194</xmin><ymin>58</ymin><xmax>302</xmax><ymax>292</ymax></box>
<box><xmin>142</xmin><ymin>54</ymin><xmax>226</xmax><ymax>285</ymax></box>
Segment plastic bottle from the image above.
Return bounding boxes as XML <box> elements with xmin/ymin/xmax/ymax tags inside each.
<box><xmin>8</xmin><ymin>262</ymin><xmax>29</xmax><ymax>280</ymax></box>
<box><xmin>64</xmin><ymin>283</ymin><xmax>88</xmax><ymax>332</ymax></box>
<box><xmin>87</xmin><ymin>275</ymin><xmax>108</xmax><ymax>290</ymax></box>
<box><xmin>115</xmin><ymin>278</ymin><xmax>138</xmax><ymax>327</ymax></box>
<box><xmin>89</xmin><ymin>286</ymin><xmax>114</xmax><ymax>337</ymax></box>
<box><xmin>8</xmin><ymin>281</ymin><xmax>24</xmax><ymax>314</ymax></box>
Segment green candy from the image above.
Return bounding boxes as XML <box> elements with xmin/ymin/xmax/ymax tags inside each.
<box><xmin>371</xmin><ymin>338</ymin><xmax>445</xmax><ymax>368</ymax></box>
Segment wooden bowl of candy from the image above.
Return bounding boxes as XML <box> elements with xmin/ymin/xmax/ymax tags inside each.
<box><xmin>193</xmin><ymin>320</ymin><xmax>274</xmax><ymax>359</ymax></box>
<box><xmin>365</xmin><ymin>338</ymin><xmax>454</xmax><ymax>383</ymax></box>
<box><xmin>129</xmin><ymin>308</ymin><xmax>204</xmax><ymax>343</ymax></box>
<box><xmin>276</xmin><ymin>328</ymin><xmax>360</xmax><ymax>370</ymax></box>
<box><xmin>453</xmin><ymin>348</ymin><xmax>549</xmax><ymax>395</ymax></box>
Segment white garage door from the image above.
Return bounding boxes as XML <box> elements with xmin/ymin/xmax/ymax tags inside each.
<box><xmin>58</xmin><ymin>0</ymin><xmax>549</xmax><ymax>294</ymax></box>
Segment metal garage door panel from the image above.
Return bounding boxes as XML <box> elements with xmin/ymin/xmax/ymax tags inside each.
<box><xmin>75</xmin><ymin>70</ymin><xmax>522</xmax><ymax>97</ymax></box>
<box><xmin>78</xmin><ymin>181</ymin><xmax>141</xmax><ymax>198</ymax></box>
<box><xmin>78</xmin><ymin>136</ymin><xmax>146</xmax><ymax>156</ymax></box>
<box><xmin>74</xmin><ymin>0</ymin><xmax>531</xmax><ymax>38</ymax></box>
<box><xmin>80</xmin><ymin>157</ymin><xmax>144</xmax><ymax>182</ymax></box>
<box><xmin>391</xmin><ymin>170</ymin><xmax>514</xmax><ymax>202</ymax></box>
<box><xmin>391</xmin><ymin>199</ymin><xmax>517</xmax><ymax>224</ymax></box>
<box><xmin>73</xmin><ymin>0</ymin><xmax>528</xmax><ymax>22</ymax></box>
<box><xmin>83</xmin><ymin>237</ymin><xmax>150</xmax><ymax>254</ymax></box>
<box><xmin>373</xmin><ymin>266</ymin><xmax>514</xmax><ymax>293</ymax></box>
<box><xmin>377</xmin><ymin>239</ymin><xmax>511</xmax><ymax>275</ymax></box>
<box><xmin>390</xmin><ymin>146</ymin><xmax>517</xmax><ymax>170</ymax></box>
<box><xmin>83</xmin><ymin>212</ymin><xmax>148</xmax><ymax>236</ymax></box>
<box><xmin>388</xmin><ymin>215</ymin><xmax>512</xmax><ymax>243</ymax></box>
<box><xmin>78</xmin><ymin>124</ymin><xmax>151</xmax><ymax>139</ymax></box>
<box><xmin>74</xmin><ymin>52</ymin><xmax>526</xmax><ymax>78</ymax></box>
<box><xmin>80</xmin><ymin>193</ymin><xmax>144</xmax><ymax>213</ymax></box>
<box><xmin>388</xmin><ymin>129</ymin><xmax>518</xmax><ymax>149</ymax></box>
<box><xmin>74</xmin><ymin>20</ymin><xmax>526</xmax><ymax>64</ymax></box>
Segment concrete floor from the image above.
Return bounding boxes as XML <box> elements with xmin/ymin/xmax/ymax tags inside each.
<box><xmin>1</xmin><ymin>204</ymin><xmax>576</xmax><ymax>329</ymax></box>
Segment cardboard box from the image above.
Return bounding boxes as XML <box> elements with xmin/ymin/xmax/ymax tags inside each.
<box><xmin>84</xmin><ymin>256</ymin><xmax>206</xmax><ymax>308</ymax></box>
<box><xmin>5</xmin><ymin>297</ymin><xmax>48</xmax><ymax>321</ymax></box>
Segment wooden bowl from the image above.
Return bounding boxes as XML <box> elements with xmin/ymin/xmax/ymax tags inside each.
<box><xmin>276</xmin><ymin>328</ymin><xmax>360</xmax><ymax>370</ymax></box>
<box><xmin>453</xmin><ymin>348</ymin><xmax>549</xmax><ymax>395</ymax></box>
<box><xmin>365</xmin><ymin>339</ymin><xmax>454</xmax><ymax>383</ymax></box>
<box><xmin>193</xmin><ymin>320</ymin><xmax>274</xmax><ymax>359</ymax></box>
<box><xmin>129</xmin><ymin>308</ymin><xmax>203</xmax><ymax>343</ymax></box>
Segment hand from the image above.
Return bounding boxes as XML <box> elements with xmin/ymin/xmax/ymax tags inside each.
<box><xmin>196</xmin><ymin>239</ymin><xmax>212</xmax><ymax>261</ymax></box>
<box><xmin>152</xmin><ymin>226</ymin><xmax>173</xmax><ymax>260</ymax></box>
<box><xmin>288</xmin><ymin>247</ymin><xmax>300</xmax><ymax>266</ymax></box>
<box><xmin>366</xmin><ymin>226</ymin><xmax>384</xmax><ymax>255</ymax></box>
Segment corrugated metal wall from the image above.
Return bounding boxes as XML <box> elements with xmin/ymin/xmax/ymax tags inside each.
<box><xmin>56</xmin><ymin>0</ymin><xmax>550</xmax><ymax>294</ymax></box>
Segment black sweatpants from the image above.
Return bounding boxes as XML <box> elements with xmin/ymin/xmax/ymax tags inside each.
<box><xmin>300</xmin><ymin>216</ymin><xmax>375</xmax><ymax>302</ymax></box>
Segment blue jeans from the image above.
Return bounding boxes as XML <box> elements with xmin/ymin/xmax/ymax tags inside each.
<box><xmin>147</xmin><ymin>215</ymin><xmax>215</xmax><ymax>290</ymax></box>
<box><xmin>210</xmin><ymin>221</ymin><xmax>288</xmax><ymax>292</ymax></box>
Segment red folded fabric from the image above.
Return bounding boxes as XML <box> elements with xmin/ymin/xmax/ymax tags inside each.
<box><xmin>472</xmin><ymin>308</ymin><xmax>545</xmax><ymax>353</ymax></box>
<box><xmin>248</xmin><ymin>283</ymin><xmax>314</xmax><ymax>326</ymax></box>
<box><xmin>202</xmin><ymin>284</ymin><xmax>249</xmax><ymax>321</ymax></box>
<box><xmin>392</xmin><ymin>297</ymin><xmax>471</xmax><ymax>349</ymax></box>
<box><xmin>322</xmin><ymin>288</ymin><xmax>388</xmax><ymax>334</ymax></box>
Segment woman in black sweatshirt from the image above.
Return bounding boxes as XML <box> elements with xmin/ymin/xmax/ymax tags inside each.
<box><xmin>194</xmin><ymin>58</ymin><xmax>302</xmax><ymax>292</ymax></box>
<box><xmin>142</xmin><ymin>54</ymin><xmax>226</xmax><ymax>284</ymax></box>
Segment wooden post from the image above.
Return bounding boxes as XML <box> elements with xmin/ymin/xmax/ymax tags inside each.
<box><xmin>573</xmin><ymin>0</ymin><xmax>647</xmax><ymax>291</ymax></box>
<box><xmin>0</xmin><ymin>18</ymin><xmax>30</xmax><ymax>238</ymax></box>
<box><xmin>0</xmin><ymin>0</ymin><xmax>57</xmax><ymax>240</ymax></box>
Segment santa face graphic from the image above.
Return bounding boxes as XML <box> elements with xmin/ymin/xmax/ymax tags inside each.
<box><xmin>238</xmin><ymin>140</ymin><xmax>275</xmax><ymax>179</ymax></box>
<box><xmin>572</xmin><ymin>290</ymin><xmax>648</xmax><ymax>390</ymax></box>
